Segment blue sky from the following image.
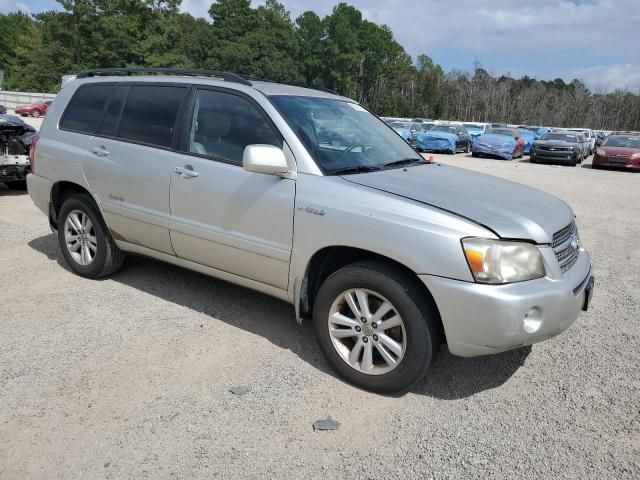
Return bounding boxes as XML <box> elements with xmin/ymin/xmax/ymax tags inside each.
<box><xmin>2</xmin><ymin>0</ymin><xmax>639</xmax><ymax>92</ymax></box>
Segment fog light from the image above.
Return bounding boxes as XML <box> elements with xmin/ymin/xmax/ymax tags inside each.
<box><xmin>523</xmin><ymin>307</ymin><xmax>543</xmax><ymax>333</ymax></box>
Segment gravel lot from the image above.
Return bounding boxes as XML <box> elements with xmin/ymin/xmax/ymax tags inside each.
<box><xmin>1</xmin><ymin>136</ymin><xmax>639</xmax><ymax>478</ymax></box>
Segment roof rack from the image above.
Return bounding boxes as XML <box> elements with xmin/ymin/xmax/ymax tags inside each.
<box><xmin>75</xmin><ymin>68</ymin><xmax>253</xmax><ymax>86</ymax></box>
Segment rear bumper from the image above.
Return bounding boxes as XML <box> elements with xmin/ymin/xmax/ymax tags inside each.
<box><xmin>420</xmin><ymin>248</ymin><xmax>592</xmax><ymax>357</ymax></box>
<box><xmin>26</xmin><ymin>173</ymin><xmax>52</xmax><ymax>217</ymax></box>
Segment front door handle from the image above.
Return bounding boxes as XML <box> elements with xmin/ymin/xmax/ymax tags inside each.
<box><xmin>91</xmin><ymin>146</ymin><xmax>110</xmax><ymax>157</ymax></box>
<box><xmin>174</xmin><ymin>165</ymin><xmax>199</xmax><ymax>179</ymax></box>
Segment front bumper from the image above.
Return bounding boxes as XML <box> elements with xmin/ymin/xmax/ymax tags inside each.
<box><xmin>421</xmin><ymin>247</ymin><xmax>592</xmax><ymax>357</ymax></box>
<box><xmin>472</xmin><ymin>143</ymin><xmax>513</xmax><ymax>160</ymax></box>
<box><xmin>531</xmin><ymin>149</ymin><xmax>577</xmax><ymax>164</ymax></box>
<box><xmin>593</xmin><ymin>154</ymin><xmax>640</xmax><ymax>169</ymax></box>
<box><xmin>417</xmin><ymin>138</ymin><xmax>455</xmax><ymax>152</ymax></box>
<box><xmin>26</xmin><ymin>173</ymin><xmax>52</xmax><ymax>217</ymax></box>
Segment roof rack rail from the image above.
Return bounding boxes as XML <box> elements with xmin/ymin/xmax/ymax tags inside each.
<box><xmin>311</xmin><ymin>85</ymin><xmax>339</xmax><ymax>95</ymax></box>
<box><xmin>75</xmin><ymin>68</ymin><xmax>253</xmax><ymax>86</ymax></box>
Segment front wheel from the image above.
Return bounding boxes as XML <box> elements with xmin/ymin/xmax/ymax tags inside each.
<box><xmin>313</xmin><ymin>261</ymin><xmax>441</xmax><ymax>394</ymax></box>
<box><xmin>30</xmin><ymin>110</ymin><xmax>40</xmax><ymax>118</ymax></box>
<box><xmin>57</xmin><ymin>194</ymin><xmax>124</xmax><ymax>278</ymax></box>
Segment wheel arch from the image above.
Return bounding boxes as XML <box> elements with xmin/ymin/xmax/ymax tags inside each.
<box><xmin>298</xmin><ymin>245</ymin><xmax>444</xmax><ymax>338</ymax></box>
<box><xmin>50</xmin><ymin>181</ymin><xmax>100</xmax><ymax>230</ymax></box>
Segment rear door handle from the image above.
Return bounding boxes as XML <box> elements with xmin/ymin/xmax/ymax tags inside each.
<box><xmin>91</xmin><ymin>146</ymin><xmax>110</xmax><ymax>157</ymax></box>
<box><xmin>174</xmin><ymin>165</ymin><xmax>199</xmax><ymax>179</ymax></box>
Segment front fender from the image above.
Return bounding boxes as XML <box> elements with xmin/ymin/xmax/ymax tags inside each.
<box><xmin>287</xmin><ymin>173</ymin><xmax>495</xmax><ymax>304</ymax></box>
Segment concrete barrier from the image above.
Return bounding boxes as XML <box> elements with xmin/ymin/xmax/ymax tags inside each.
<box><xmin>0</xmin><ymin>91</ymin><xmax>57</xmax><ymax>111</ymax></box>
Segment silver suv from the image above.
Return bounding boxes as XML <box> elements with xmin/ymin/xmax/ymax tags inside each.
<box><xmin>27</xmin><ymin>68</ymin><xmax>594</xmax><ymax>393</ymax></box>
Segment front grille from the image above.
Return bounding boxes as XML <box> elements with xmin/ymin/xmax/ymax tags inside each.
<box><xmin>538</xmin><ymin>145</ymin><xmax>572</xmax><ymax>152</ymax></box>
<box><xmin>552</xmin><ymin>221</ymin><xmax>579</xmax><ymax>272</ymax></box>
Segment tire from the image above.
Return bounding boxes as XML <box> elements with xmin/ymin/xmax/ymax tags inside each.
<box><xmin>530</xmin><ymin>157</ymin><xmax>537</xmax><ymax>164</ymax></box>
<box><xmin>30</xmin><ymin>110</ymin><xmax>40</xmax><ymax>118</ymax></box>
<box><xmin>472</xmin><ymin>152</ymin><xmax>479</xmax><ymax>158</ymax></box>
<box><xmin>312</xmin><ymin>260</ymin><xmax>441</xmax><ymax>394</ymax></box>
<box><xmin>57</xmin><ymin>193</ymin><xmax>124</xmax><ymax>278</ymax></box>
<box><xmin>4</xmin><ymin>180</ymin><xmax>27</xmax><ymax>189</ymax></box>
<box><xmin>464</xmin><ymin>142</ymin><xmax>470</xmax><ymax>153</ymax></box>
<box><xmin>449</xmin><ymin>148</ymin><xmax>456</xmax><ymax>155</ymax></box>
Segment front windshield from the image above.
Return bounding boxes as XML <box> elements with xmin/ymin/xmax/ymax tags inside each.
<box><xmin>270</xmin><ymin>95</ymin><xmax>421</xmax><ymax>174</ymax></box>
<box><xmin>541</xmin><ymin>133</ymin><xmax>578</xmax><ymax>142</ymax></box>
<box><xmin>487</xmin><ymin>128</ymin><xmax>515</xmax><ymax>137</ymax></box>
<box><xmin>431</xmin><ymin>125</ymin><xmax>457</xmax><ymax>134</ymax></box>
<box><xmin>603</xmin><ymin>136</ymin><xmax>640</xmax><ymax>148</ymax></box>
<box><xmin>463</xmin><ymin>124</ymin><xmax>481</xmax><ymax>130</ymax></box>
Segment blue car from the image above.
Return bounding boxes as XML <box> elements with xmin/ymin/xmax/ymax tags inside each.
<box><xmin>387</xmin><ymin>121</ymin><xmax>413</xmax><ymax>144</ymax></box>
<box><xmin>416</xmin><ymin>124</ymin><xmax>471</xmax><ymax>154</ymax></box>
<box><xmin>462</xmin><ymin>123</ymin><xmax>487</xmax><ymax>140</ymax></box>
<box><xmin>471</xmin><ymin>133</ymin><xmax>518</xmax><ymax>160</ymax></box>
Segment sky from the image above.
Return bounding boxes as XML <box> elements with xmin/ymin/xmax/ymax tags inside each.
<box><xmin>2</xmin><ymin>0</ymin><xmax>639</xmax><ymax>92</ymax></box>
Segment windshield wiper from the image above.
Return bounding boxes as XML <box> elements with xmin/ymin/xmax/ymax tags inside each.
<box><xmin>329</xmin><ymin>165</ymin><xmax>382</xmax><ymax>175</ymax></box>
<box><xmin>382</xmin><ymin>158</ymin><xmax>424</xmax><ymax>169</ymax></box>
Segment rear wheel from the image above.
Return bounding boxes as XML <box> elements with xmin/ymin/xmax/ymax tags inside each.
<box><xmin>313</xmin><ymin>261</ymin><xmax>441</xmax><ymax>394</ymax></box>
<box><xmin>30</xmin><ymin>110</ymin><xmax>40</xmax><ymax>118</ymax></box>
<box><xmin>464</xmin><ymin>141</ymin><xmax>470</xmax><ymax>153</ymax></box>
<box><xmin>472</xmin><ymin>152</ymin><xmax>480</xmax><ymax>158</ymax></box>
<box><xmin>57</xmin><ymin>194</ymin><xmax>124</xmax><ymax>278</ymax></box>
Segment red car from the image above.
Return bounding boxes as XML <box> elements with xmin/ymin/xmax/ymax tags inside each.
<box><xmin>14</xmin><ymin>99</ymin><xmax>52</xmax><ymax>118</ymax></box>
<box><xmin>592</xmin><ymin>135</ymin><xmax>640</xmax><ymax>170</ymax></box>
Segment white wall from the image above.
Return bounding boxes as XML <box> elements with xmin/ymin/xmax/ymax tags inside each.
<box><xmin>0</xmin><ymin>91</ymin><xmax>56</xmax><ymax>111</ymax></box>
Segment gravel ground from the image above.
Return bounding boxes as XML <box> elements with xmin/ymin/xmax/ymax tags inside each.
<box><xmin>1</xmin><ymin>146</ymin><xmax>639</xmax><ymax>479</ymax></box>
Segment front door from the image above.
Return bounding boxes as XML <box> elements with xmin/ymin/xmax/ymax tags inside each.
<box><xmin>169</xmin><ymin>88</ymin><xmax>295</xmax><ymax>290</ymax></box>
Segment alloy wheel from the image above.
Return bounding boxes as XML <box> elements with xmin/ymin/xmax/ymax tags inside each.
<box><xmin>327</xmin><ymin>288</ymin><xmax>407</xmax><ymax>375</ymax></box>
<box><xmin>64</xmin><ymin>209</ymin><xmax>97</xmax><ymax>266</ymax></box>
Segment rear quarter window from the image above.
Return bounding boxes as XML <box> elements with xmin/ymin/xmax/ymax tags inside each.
<box><xmin>60</xmin><ymin>84</ymin><xmax>116</xmax><ymax>134</ymax></box>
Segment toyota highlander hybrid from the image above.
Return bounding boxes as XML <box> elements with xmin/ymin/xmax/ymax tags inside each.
<box><xmin>26</xmin><ymin>68</ymin><xmax>594</xmax><ymax>393</ymax></box>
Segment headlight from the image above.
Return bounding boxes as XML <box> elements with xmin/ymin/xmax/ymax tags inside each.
<box><xmin>631</xmin><ymin>152</ymin><xmax>640</xmax><ymax>159</ymax></box>
<box><xmin>462</xmin><ymin>238</ymin><xmax>546</xmax><ymax>284</ymax></box>
<box><xmin>596</xmin><ymin>148</ymin><xmax>607</xmax><ymax>156</ymax></box>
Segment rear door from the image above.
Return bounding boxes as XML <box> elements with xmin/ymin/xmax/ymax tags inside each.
<box><xmin>169</xmin><ymin>87</ymin><xmax>295</xmax><ymax>290</ymax></box>
<box><xmin>83</xmin><ymin>83</ymin><xmax>189</xmax><ymax>254</ymax></box>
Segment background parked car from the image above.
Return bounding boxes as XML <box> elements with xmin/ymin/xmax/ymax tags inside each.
<box><xmin>592</xmin><ymin>135</ymin><xmax>640</xmax><ymax>170</ymax></box>
<box><xmin>14</xmin><ymin>99</ymin><xmax>52</xmax><ymax>118</ymax></box>
<box><xmin>472</xmin><ymin>127</ymin><xmax>524</xmax><ymax>160</ymax></box>
<box><xmin>416</xmin><ymin>124</ymin><xmax>470</xmax><ymax>154</ymax></box>
<box><xmin>387</xmin><ymin>121</ymin><xmax>414</xmax><ymax>144</ymax></box>
<box><xmin>567</xmin><ymin>128</ymin><xmax>595</xmax><ymax>154</ymax></box>
<box><xmin>0</xmin><ymin>104</ymin><xmax>6</xmax><ymax>114</ymax></box>
<box><xmin>519</xmin><ymin>129</ymin><xmax>537</xmax><ymax>155</ymax></box>
<box><xmin>530</xmin><ymin>132</ymin><xmax>582</xmax><ymax>166</ymax></box>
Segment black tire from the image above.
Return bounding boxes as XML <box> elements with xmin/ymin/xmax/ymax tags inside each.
<box><xmin>4</xmin><ymin>180</ymin><xmax>27</xmax><ymax>189</ymax></box>
<box><xmin>530</xmin><ymin>157</ymin><xmax>537</xmax><ymax>164</ymax></box>
<box><xmin>57</xmin><ymin>193</ymin><xmax>124</xmax><ymax>278</ymax></box>
<box><xmin>31</xmin><ymin>110</ymin><xmax>40</xmax><ymax>118</ymax></box>
<box><xmin>449</xmin><ymin>148</ymin><xmax>456</xmax><ymax>155</ymax></box>
<box><xmin>464</xmin><ymin>142</ymin><xmax>470</xmax><ymax>153</ymax></box>
<box><xmin>472</xmin><ymin>152</ymin><xmax>479</xmax><ymax>158</ymax></box>
<box><xmin>312</xmin><ymin>260</ymin><xmax>441</xmax><ymax>394</ymax></box>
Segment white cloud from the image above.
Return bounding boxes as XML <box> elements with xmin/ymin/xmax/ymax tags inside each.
<box><xmin>571</xmin><ymin>64</ymin><xmax>640</xmax><ymax>93</ymax></box>
<box><xmin>0</xmin><ymin>0</ymin><xmax>30</xmax><ymax>13</ymax></box>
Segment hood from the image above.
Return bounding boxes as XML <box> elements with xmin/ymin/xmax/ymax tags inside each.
<box><xmin>534</xmin><ymin>139</ymin><xmax>578</xmax><ymax>147</ymax></box>
<box><xmin>417</xmin><ymin>131</ymin><xmax>458</xmax><ymax>142</ymax></box>
<box><xmin>0</xmin><ymin>114</ymin><xmax>26</xmax><ymax>128</ymax></box>
<box><xmin>466</xmin><ymin>128</ymin><xmax>484</xmax><ymax>136</ymax></box>
<box><xmin>520</xmin><ymin>131</ymin><xmax>536</xmax><ymax>141</ymax></box>
<box><xmin>476</xmin><ymin>134</ymin><xmax>515</xmax><ymax>146</ymax></box>
<box><xmin>601</xmin><ymin>146</ymin><xmax>639</xmax><ymax>157</ymax></box>
<box><xmin>342</xmin><ymin>164</ymin><xmax>573</xmax><ymax>243</ymax></box>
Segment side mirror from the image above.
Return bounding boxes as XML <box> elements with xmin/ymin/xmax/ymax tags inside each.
<box><xmin>243</xmin><ymin>144</ymin><xmax>289</xmax><ymax>176</ymax></box>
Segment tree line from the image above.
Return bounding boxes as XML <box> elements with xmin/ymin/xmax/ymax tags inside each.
<box><xmin>1</xmin><ymin>0</ymin><xmax>638</xmax><ymax>131</ymax></box>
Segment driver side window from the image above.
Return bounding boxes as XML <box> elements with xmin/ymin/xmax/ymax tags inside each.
<box><xmin>187</xmin><ymin>89</ymin><xmax>282</xmax><ymax>165</ymax></box>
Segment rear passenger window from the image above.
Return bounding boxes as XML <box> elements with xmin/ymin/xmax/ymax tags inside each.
<box><xmin>187</xmin><ymin>89</ymin><xmax>282</xmax><ymax>164</ymax></box>
<box><xmin>60</xmin><ymin>84</ymin><xmax>115</xmax><ymax>134</ymax></box>
<box><xmin>98</xmin><ymin>85</ymin><xmax>129</xmax><ymax>137</ymax></box>
<box><xmin>118</xmin><ymin>85</ymin><xmax>186</xmax><ymax>148</ymax></box>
